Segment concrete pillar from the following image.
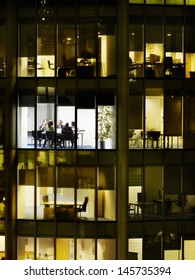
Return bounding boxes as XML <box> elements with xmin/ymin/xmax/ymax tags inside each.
<box><xmin>117</xmin><ymin>0</ymin><xmax>129</xmax><ymax>259</ymax></box>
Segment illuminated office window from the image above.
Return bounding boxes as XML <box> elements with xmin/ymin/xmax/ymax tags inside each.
<box><xmin>166</xmin><ymin>0</ymin><xmax>184</xmax><ymax>4</ymax></box>
<box><xmin>164</xmin><ymin>90</ymin><xmax>183</xmax><ymax>149</ymax></box>
<box><xmin>17</xmin><ymin>237</ymin><xmax>34</xmax><ymax>260</ymax></box>
<box><xmin>129</xmin><ymin>7</ymin><xmax>144</xmax><ymax>79</ymax></box>
<box><xmin>76</xmin><ymin>239</ymin><xmax>95</xmax><ymax>260</ymax></box>
<box><xmin>36</xmin><ymin>237</ymin><xmax>54</xmax><ymax>260</ymax></box>
<box><xmin>98</xmin><ymin>17</ymin><xmax>116</xmax><ymax>77</ymax></box>
<box><xmin>128</xmin><ymin>87</ymin><xmax>144</xmax><ymax>149</ymax></box>
<box><xmin>128</xmin><ymin>238</ymin><xmax>142</xmax><ymax>260</ymax></box>
<box><xmin>185</xmin><ymin>10</ymin><xmax>195</xmax><ymax>78</ymax></box>
<box><xmin>17</xmin><ymin>151</ymin><xmax>35</xmax><ymax>220</ymax></box>
<box><xmin>17</xmin><ymin>88</ymin><xmax>35</xmax><ymax>149</ymax></box>
<box><xmin>165</xmin><ymin>11</ymin><xmax>184</xmax><ymax>78</ymax></box>
<box><xmin>37</xmin><ymin>0</ymin><xmax>55</xmax><ymax>77</ymax></box>
<box><xmin>145</xmin><ymin>8</ymin><xmax>164</xmax><ymax>78</ymax></box>
<box><xmin>97</xmin><ymin>166</ymin><xmax>116</xmax><ymax>221</ymax></box>
<box><xmin>77</xmin><ymin>2</ymin><xmax>96</xmax><ymax>78</ymax></box>
<box><xmin>37</xmin><ymin>84</ymin><xmax>55</xmax><ymax>149</ymax></box>
<box><xmin>97</xmin><ymin>239</ymin><xmax>116</xmax><ymax>260</ymax></box>
<box><xmin>56</xmin><ymin>238</ymin><xmax>74</xmax><ymax>260</ymax></box>
<box><xmin>18</xmin><ymin>17</ymin><xmax>35</xmax><ymax>77</ymax></box>
<box><xmin>37</xmin><ymin>166</ymin><xmax>55</xmax><ymax>220</ymax></box>
<box><xmin>145</xmin><ymin>87</ymin><xmax>164</xmax><ymax>149</ymax></box>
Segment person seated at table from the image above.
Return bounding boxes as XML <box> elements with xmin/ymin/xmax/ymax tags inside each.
<box><xmin>39</xmin><ymin>119</ymin><xmax>48</xmax><ymax>147</ymax></box>
<box><xmin>45</xmin><ymin>120</ymin><xmax>54</xmax><ymax>147</ymax></box>
<box><xmin>56</xmin><ymin>120</ymin><xmax>64</xmax><ymax>147</ymax></box>
<box><xmin>62</xmin><ymin>122</ymin><xmax>74</xmax><ymax>148</ymax></box>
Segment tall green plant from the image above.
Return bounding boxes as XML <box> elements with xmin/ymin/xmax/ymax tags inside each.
<box><xmin>98</xmin><ymin>106</ymin><xmax>113</xmax><ymax>141</ymax></box>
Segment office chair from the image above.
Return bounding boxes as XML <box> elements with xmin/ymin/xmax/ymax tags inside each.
<box><xmin>129</xmin><ymin>57</ymin><xmax>139</xmax><ymax>77</ymax></box>
<box><xmin>48</xmin><ymin>60</ymin><xmax>55</xmax><ymax>70</ymax></box>
<box><xmin>62</xmin><ymin>130</ymin><xmax>74</xmax><ymax>148</ymax></box>
<box><xmin>32</xmin><ymin>130</ymin><xmax>43</xmax><ymax>147</ymax></box>
<box><xmin>77</xmin><ymin>197</ymin><xmax>89</xmax><ymax>219</ymax></box>
<box><xmin>176</xmin><ymin>193</ymin><xmax>187</xmax><ymax>208</ymax></box>
<box><xmin>46</xmin><ymin>131</ymin><xmax>55</xmax><ymax>148</ymax></box>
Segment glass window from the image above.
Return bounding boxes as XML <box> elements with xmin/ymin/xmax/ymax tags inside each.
<box><xmin>56</xmin><ymin>238</ymin><xmax>74</xmax><ymax>260</ymax></box>
<box><xmin>185</xmin><ymin>11</ymin><xmax>195</xmax><ymax>78</ymax></box>
<box><xmin>98</xmin><ymin>17</ymin><xmax>116</xmax><ymax>77</ymax></box>
<box><xmin>164</xmin><ymin>90</ymin><xmax>183</xmax><ymax>149</ymax></box>
<box><xmin>57</xmin><ymin>20</ymin><xmax>76</xmax><ymax>78</ymax></box>
<box><xmin>37</xmin><ymin>166</ymin><xmax>55</xmax><ymax>220</ymax></box>
<box><xmin>128</xmin><ymin>238</ymin><xmax>142</xmax><ymax>260</ymax></box>
<box><xmin>129</xmin><ymin>7</ymin><xmax>144</xmax><ymax>79</ymax></box>
<box><xmin>17</xmin><ymin>237</ymin><xmax>34</xmax><ymax>260</ymax></box>
<box><xmin>97</xmin><ymin>239</ymin><xmax>116</xmax><ymax>260</ymax></box>
<box><xmin>184</xmin><ymin>91</ymin><xmax>195</xmax><ymax>149</ymax></box>
<box><xmin>77</xmin><ymin>3</ymin><xmax>96</xmax><ymax>78</ymax></box>
<box><xmin>145</xmin><ymin>87</ymin><xmax>164</xmax><ymax>149</ymax></box>
<box><xmin>17</xmin><ymin>88</ymin><xmax>35</xmax><ymax>149</ymax></box>
<box><xmin>165</xmin><ymin>12</ymin><xmax>184</xmax><ymax>78</ymax></box>
<box><xmin>97</xmin><ymin>90</ymin><xmax>116</xmax><ymax>149</ymax></box>
<box><xmin>37</xmin><ymin>237</ymin><xmax>54</xmax><ymax>260</ymax></box>
<box><xmin>18</xmin><ymin>18</ymin><xmax>35</xmax><ymax>77</ymax></box>
<box><xmin>98</xmin><ymin>166</ymin><xmax>116</xmax><ymax>221</ymax></box>
<box><xmin>17</xmin><ymin>151</ymin><xmax>35</xmax><ymax>220</ymax></box>
<box><xmin>37</xmin><ymin>83</ymin><xmax>55</xmax><ymax>149</ymax></box>
<box><xmin>77</xmin><ymin>167</ymin><xmax>95</xmax><ymax>220</ymax></box>
<box><xmin>145</xmin><ymin>8</ymin><xmax>164</xmax><ymax>78</ymax></box>
<box><xmin>129</xmin><ymin>88</ymin><xmax>143</xmax><ymax>149</ymax></box>
<box><xmin>56</xmin><ymin>88</ymin><xmax>75</xmax><ymax>149</ymax></box>
<box><xmin>0</xmin><ymin>20</ymin><xmax>6</xmax><ymax>78</ymax></box>
<box><xmin>76</xmin><ymin>239</ymin><xmax>95</xmax><ymax>260</ymax></box>
<box><xmin>37</xmin><ymin>1</ymin><xmax>55</xmax><ymax>77</ymax></box>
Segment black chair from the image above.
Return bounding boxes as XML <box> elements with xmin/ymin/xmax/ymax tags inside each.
<box><xmin>62</xmin><ymin>130</ymin><xmax>74</xmax><ymax>148</ymax></box>
<box><xmin>32</xmin><ymin>130</ymin><xmax>43</xmax><ymax>147</ymax></box>
<box><xmin>77</xmin><ymin>197</ymin><xmax>89</xmax><ymax>219</ymax></box>
<box><xmin>176</xmin><ymin>193</ymin><xmax>187</xmax><ymax>208</ymax></box>
<box><xmin>129</xmin><ymin>57</ymin><xmax>139</xmax><ymax>78</ymax></box>
<box><xmin>46</xmin><ymin>131</ymin><xmax>55</xmax><ymax>148</ymax></box>
<box><xmin>48</xmin><ymin>60</ymin><xmax>55</xmax><ymax>70</ymax></box>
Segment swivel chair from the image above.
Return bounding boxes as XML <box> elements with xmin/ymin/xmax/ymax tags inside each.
<box><xmin>77</xmin><ymin>197</ymin><xmax>89</xmax><ymax>219</ymax></box>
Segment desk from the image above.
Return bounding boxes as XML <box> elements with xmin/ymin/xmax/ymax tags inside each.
<box><xmin>129</xmin><ymin>202</ymin><xmax>156</xmax><ymax>216</ymax></box>
<box><xmin>43</xmin><ymin>201</ymin><xmax>83</xmax><ymax>220</ymax></box>
<box><xmin>153</xmin><ymin>199</ymin><xmax>177</xmax><ymax>215</ymax></box>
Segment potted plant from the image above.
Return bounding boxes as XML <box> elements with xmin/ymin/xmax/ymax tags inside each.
<box><xmin>98</xmin><ymin>106</ymin><xmax>113</xmax><ymax>149</ymax></box>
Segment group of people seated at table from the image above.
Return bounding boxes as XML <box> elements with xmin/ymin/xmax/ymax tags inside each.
<box><xmin>38</xmin><ymin>119</ymin><xmax>74</xmax><ymax>148</ymax></box>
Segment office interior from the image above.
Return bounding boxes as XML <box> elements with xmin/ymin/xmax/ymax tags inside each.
<box><xmin>1</xmin><ymin>0</ymin><xmax>195</xmax><ymax>260</ymax></box>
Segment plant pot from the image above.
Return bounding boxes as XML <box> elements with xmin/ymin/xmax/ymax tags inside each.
<box><xmin>99</xmin><ymin>140</ymin><xmax>105</xmax><ymax>149</ymax></box>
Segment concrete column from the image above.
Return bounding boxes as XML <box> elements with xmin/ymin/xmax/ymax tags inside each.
<box><xmin>5</xmin><ymin>0</ymin><xmax>17</xmax><ymax>260</ymax></box>
<box><xmin>117</xmin><ymin>0</ymin><xmax>129</xmax><ymax>259</ymax></box>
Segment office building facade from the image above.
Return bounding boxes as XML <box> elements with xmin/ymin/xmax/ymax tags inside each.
<box><xmin>0</xmin><ymin>0</ymin><xmax>195</xmax><ymax>260</ymax></box>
